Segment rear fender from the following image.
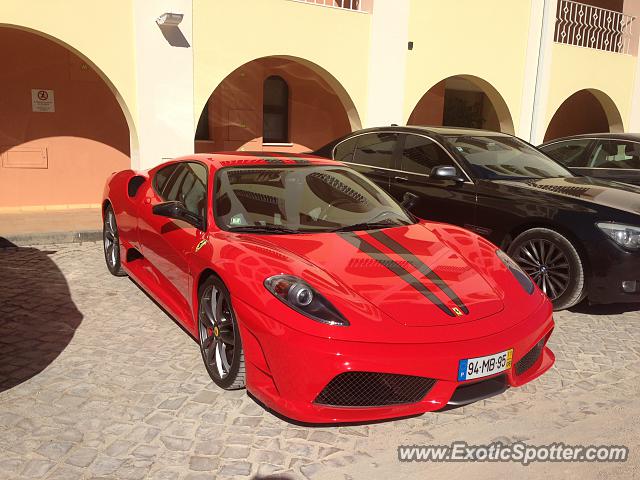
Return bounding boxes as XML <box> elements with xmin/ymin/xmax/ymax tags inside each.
<box><xmin>103</xmin><ymin>169</ymin><xmax>149</xmax><ymax>251</ymax></box>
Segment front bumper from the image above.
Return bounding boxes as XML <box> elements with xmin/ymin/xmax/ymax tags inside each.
<box><xmin>234</xmin><ymin>298</ymin><xmax>555</xmax><ymax>424</ymax></box>
<box><xmin>586</xmin><ymin>239</ymin><xmax>640</xmax><ymax>304</ymax></box>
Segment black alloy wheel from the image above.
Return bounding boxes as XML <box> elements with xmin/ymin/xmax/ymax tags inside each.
<box><xmin>103</xmin><ymin>205</ymin><xmax>126</xmax><ymax>277</ymax></box>
<box><xmin>508</xmin><ymin>228</ymin><xmax>585</xmax><ymax>310</ymax></box>
<box><xmin>198</xmin><ymin>276</ymin><xmax>245</xmax><ymax>389</ymax></box>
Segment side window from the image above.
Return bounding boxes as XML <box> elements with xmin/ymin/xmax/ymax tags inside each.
<box><xmin>333</xmin><ymin>137</ymin><xmax>357</xmax><ymax>162</ymax></box>
<box><xmin>181</xmin><ymin>163</ymin><xmax>208</xmax><ymax>219</ymax></box>
<box><xmin>589</xmin><ymin>140</ymin><xmax>640</xmax><ymax>169</ymax></box>
<box><xmin>400</xmin><ymin>135</ymin><xmax>453</xmax><ymax>175</ymax></box>
<box><xmin>153</xmin><ymin>163</ymin><xmax>181</xmax><ymax>197</ymax></box>
<box><xmin>353</xmin><ymin>133</ymin><xmax>398</xmax><ymax>169</ymax></box>
<box><xmin>540</xmin><ymin>139</ymin><xmax>591</xmax><ymax>167</ymax></box>
<box><xmin>154</xmin><ymin>162</ymin><xmax>208</xmax><ymax>221</ymax></box>
<box><xmin>163</xmin><ymin>165</ymin><xmax>189</xmax><ymax>202</ymax></box>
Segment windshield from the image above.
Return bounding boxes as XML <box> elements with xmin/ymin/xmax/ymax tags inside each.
<box><xmin>214</xmin><ymin>166</ymin><xmax>414</xmax><ymax>233</ymax></box>
<box><xmin>447</xmin><ymin>135</ymin><xmax>574</xmax><ymax>180</ymax></box>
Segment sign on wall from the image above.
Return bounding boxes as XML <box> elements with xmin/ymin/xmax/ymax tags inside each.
<box><xmin>31</xmin><ymin>89</ymin><xmax>55</xmax><ymax>113</ymax></box>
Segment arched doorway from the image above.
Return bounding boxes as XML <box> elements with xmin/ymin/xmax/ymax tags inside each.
<box><xmin>408</xmin><ymin>75</ymin><xmax>515</xmax><ymax>134</ymax></box>
<box><xmin>544</xmin><ymin>89</ymin><xmax>624</xmax><ymax>141</ymax></box>
<box><xmin>195</xmin><ymin>56</ymin><xmax>361</xmax><ymax>153</ymax></box>
<box><xmin>0</xmin><ymin>26</ymin><xmax>134</xmax><ymax>208</ymax></box>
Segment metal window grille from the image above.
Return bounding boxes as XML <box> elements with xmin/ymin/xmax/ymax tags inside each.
<box><xmin>555</xmin><ymin>0</ymin><xmax>636</xmax><ymax>55</ymax></box>
<box><xmin>291</xmin><ymin>0</ymin><xmax>366</xmax><ymax>13</ymax></box>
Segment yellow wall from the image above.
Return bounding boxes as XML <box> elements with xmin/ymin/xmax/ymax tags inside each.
<box><xmin>404</xmin><ymin>0</ymin><xmax>532</xmax><ymax>132</ymax></box>
<box><xmin>545</xmin><ymin>43</ymin><xmax>637</xmax><ymax>131</ymax></box>
<box><xmin>2</xmin><ymin>0</ymin><xmax>637</xmax><ymax>155</ymax></box>
<box><xmin>193</xmin><ymin>0</ymin><xmax>371</xmax><ymax>129</ymax></box>
<box><xmin>0</xmin><ymin>0</ymin><xmax>139</xmax><ymax>148</ymax></box>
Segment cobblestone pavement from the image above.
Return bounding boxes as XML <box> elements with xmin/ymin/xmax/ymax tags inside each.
<box><xmin>1</xmin><ymin>243</ymin><xmax>639</xmax><ymax>479</ymax></box>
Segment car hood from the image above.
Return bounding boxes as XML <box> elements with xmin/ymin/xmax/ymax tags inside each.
<box><xmin>494</xmin><ymin>176</ymin><xmax>640</xmax><ymax>215</ymax></box>
<box><xmin>259</xmin><ymin>223</ymin><xmax>505</xmax><ymax>327</ymax></box>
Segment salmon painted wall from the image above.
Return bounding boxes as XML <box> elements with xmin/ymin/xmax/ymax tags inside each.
<box><xmin>195</xmin><ymin>58</ymin><xmax>352</xmax><ymax>153</ymax></box>
<box><xmin>0</xmin><ymin>29</ymin><xmax>130</xmax><ymax>208</ymax></box>
<box><xmin>407</xmin><ymin>81</ymin><xmax>445</xmax><ymax>126</ymax></box>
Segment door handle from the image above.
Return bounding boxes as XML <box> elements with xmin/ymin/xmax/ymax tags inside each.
<box><xmin>394</xmin><ymin>176</ymin><xmax>409</xmax><ymax>182</ymax></box>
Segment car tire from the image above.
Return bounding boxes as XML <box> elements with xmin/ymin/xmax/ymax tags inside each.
<box><xmin>198</xmin><ymin>275</ymin><xmax>246</xmax><ymax>390</ymax></box>
<box><xmin>103</xmin><ymin>205</ymin><xmax>127</xmax><ymax>277</ymax></box>
<box><xmin>507</xmin><ymin>228</ymin><xmax>585</xmax><ymax>311</ymax></box>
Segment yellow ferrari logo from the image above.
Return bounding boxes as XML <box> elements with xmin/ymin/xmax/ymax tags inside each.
<box><xmin>195</xmin><ymin>239</ymin><xmax>207</xmax><ymax>253</ymax></box>
<box><xmin>452</xmin><ymin>307</ymin><xmax>464</xmax><ymax>317</ymax></box>
<box><xmin>213</xmin><ymin>326</ymin><xmax>219</xmax><ymax>337</ymax></box>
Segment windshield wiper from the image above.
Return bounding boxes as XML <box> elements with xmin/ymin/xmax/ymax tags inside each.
<box><xmin>330</xmin><ymin>221</ymin><xmax>406</xmax><ymax>233</ymax></box>
<box><xmin>226</xmin><ymin>225</ymin><xmax>299</xmax><ymax>234</ymax></box>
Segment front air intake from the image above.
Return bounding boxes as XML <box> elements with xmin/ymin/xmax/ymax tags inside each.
<box><xmin>314</xmin><ymin>371</ymin><xmax>436</xmax><ymax>407</ymax></box>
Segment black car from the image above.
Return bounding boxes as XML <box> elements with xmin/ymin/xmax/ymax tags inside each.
<box><xmin>540</xmin><ymin>133</ymin><xmax>640</xmax><ymax>186</ymax></box>
<box><xmin>314</xmin><ymin>126</ymin><xmax>640</xmax><ymax>310</ymax></box>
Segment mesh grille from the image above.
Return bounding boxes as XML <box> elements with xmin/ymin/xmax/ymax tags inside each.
<box><xmin>515</xmin><ymin>339</ymin><xmax>545</xmax><ymax>376</ymax></box>
<box><xmin>314</xmin><ymin>372</ymin><xmax>436</xmax><ymax>407</ymax></box>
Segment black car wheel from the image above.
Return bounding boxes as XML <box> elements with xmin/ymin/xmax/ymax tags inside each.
<box><xmin>198</xmin><ymin>276</ymin><xmax>245</xmax><ymax>390</ymax></box>
<box><xmin>103</xmin><ymin>205</ymin><xmax>126</xmax><ymax>277</ymax></box>
<box><xmin>508</xmin><ymin>228</ymin><xmax>585</xmax><ymax>310</ymax></box>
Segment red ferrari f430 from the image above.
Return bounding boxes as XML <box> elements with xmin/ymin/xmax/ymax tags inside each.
<box><xmin>102</xmin><ymin>152</ymin><xmax>554</xmax><ymax>423</ymax></box>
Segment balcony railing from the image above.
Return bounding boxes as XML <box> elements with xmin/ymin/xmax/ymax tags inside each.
<box><xmin>290</xmin><ymin>0</ymin><xmax>371</xmax><ymax>13</ymax></box>
<box><xmin>555</xmin><ymin>0</ymin><xmax>636</xmax><ymax>54</ymax></box>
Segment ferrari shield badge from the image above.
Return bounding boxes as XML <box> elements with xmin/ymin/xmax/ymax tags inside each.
<box><xmin>195</xmin><ymin>239</ymin><xmax>207</xmax><ymax>253</ymax></box>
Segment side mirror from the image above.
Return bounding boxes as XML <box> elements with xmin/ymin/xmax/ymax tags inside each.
<box><xmin>401</xmin><ymin>192</ymin><xmax>419</xmax><ymax>211</ymax></box>
<box><xmin>430</xmin><ymin>165</ymin><xmax>466</xmax><ymax>183</ymax></box>
<box><xmin>152</xmin><ymin>201</ymin><xmax>204</xmax><ymax>230</ymax></box>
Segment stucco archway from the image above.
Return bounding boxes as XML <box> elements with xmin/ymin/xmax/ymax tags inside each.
<box><xmin>0</xmin><ymin>24</ymin><xmax>138</xmax><ymax>208</ymax></box>
<box><xmin>195</xmin><ymin>56</ymin><xmax>361</xmax><ymax>153</ymax></box>
<box><xmin>544</xmin><ymin>88</ymin><xmax>624</xmax><ymax>141</ymax></box>
<box><xmin>407</xmin><ymin>75</ymin><xmax>515</xmax><ymax>134</ymax></box>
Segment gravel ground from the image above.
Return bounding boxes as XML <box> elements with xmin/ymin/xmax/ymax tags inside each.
<box><xmin>1</xmin><ymin>243</ymin><xmax>639</xmax><ymax>479</ymax></box>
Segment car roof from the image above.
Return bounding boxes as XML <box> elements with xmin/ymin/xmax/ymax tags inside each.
<box><xmin>405</xmin><ymin>125</ymin><xmax>511</xmax><ymax>137</ymax></box>
<box><xmin>336</xmin><ymin>125</ymin><xmax>511</xmax><ymax>138</ymax></box>
<box><xmin>170</xmin><ymin>151</ymin><xmax>341</xmax><ymax>170</ymax></box>
<box><xmin>540</xmin><ymin>132</ymin><xmax>640</xmax><ymax>145</ymax></box>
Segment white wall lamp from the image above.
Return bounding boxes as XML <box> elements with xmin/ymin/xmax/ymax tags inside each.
<box><xmin>156</xmin><ymin>12</ymin><xmax>189</xmax><ymax>48</ymax></box>
<box><xmin>156</xmin><ymin>13</ymin><xmax>184</xmax><ymax>26</ymax></box>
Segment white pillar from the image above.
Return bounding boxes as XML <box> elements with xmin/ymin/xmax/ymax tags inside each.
<box><xmin>364</xmin><ymin>0</ymin><xmax>411</xmax><ymax>128</ymax></box>
<box><xmin>518</xmin><ymin>0</ymin><xmax>558</xmax><ymax>144</ymax></box>
<box><xmin>133</xmin><ymin>0</ymin><xmax>194</xmax><ymax>169</ymax></box>
<box><xmin>629</xmin><ymin>54</ymin><xmax>640</xmax><ymax>133</ymax></box>
<box><xmin>625</xmin><ymin>1</ymin><xmax>640</xmax><ymax>131</ymax></box>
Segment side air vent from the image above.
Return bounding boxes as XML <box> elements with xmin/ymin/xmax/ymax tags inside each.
<box><xmin>128</xmin><ymin>175</ymin><xmax>146</xmax><ymax>198</ymax></box>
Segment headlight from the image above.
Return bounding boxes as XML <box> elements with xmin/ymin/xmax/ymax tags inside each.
<box><xmin>596</xmin><ymin>222</ymin><xmax>640</xmax><ymax>251</ymax></box>
<box><xmin>496</xmin><ymin>250</ymin><xmax>535</xmax><ymax>295</ymax></box>
<box><xmin>264</xmin><ymin>275</ymin><xmax>349</xmax><ymax>326</ymax></box>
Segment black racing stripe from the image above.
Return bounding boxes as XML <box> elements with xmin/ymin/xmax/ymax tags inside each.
<box><xmin>339</xmin><ymin>233</ymin><xmax>454</xmax><ymax>317</ymax></box>
<box><xmin>369</xmin><ymin>230</ymin><xmax>469</xmax><ymax>314</ymax></box>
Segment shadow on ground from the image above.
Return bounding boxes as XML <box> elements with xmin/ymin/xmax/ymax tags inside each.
<box><xmin>569</xmin><ymin>300</ymin><xmax>640</xmax><ymax>315</ymax></box>
<box><xmin>0</xmin><ymin>239</ymin><xmax>82</xmax><ymax>393</ymax></box>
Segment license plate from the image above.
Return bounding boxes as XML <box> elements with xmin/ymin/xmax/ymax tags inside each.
<box><xmin>458</xmin><ymin>349</ymin><xmax>513</xmax><ymax>381</ymax></box>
